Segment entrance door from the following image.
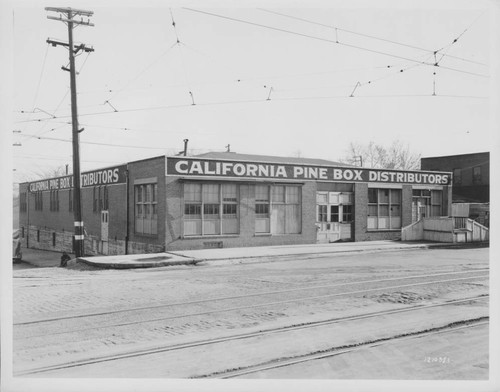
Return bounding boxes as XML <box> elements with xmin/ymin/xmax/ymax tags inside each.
<box><xmin>316</xmin><ymin>192</ymin><xmax>353</xmax><ymax>243</ymax></box>
<box><xmin>101</xmin><ymin>210</ymin><xmax>109</xmax><ymax>255</ymax></box>
<box><xmin>412</xmin><ymin>198</ymin><xmax>431</xmax><ymax>222</ymax></box>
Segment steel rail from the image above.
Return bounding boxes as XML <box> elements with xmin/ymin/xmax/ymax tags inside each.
<box><xmin>210</xmin><ymin>319</ymin><xmax>490</xmax><ymax>379</ymax></box>
<box><xmin>15</xmin><ymin>274</ymin><xmax>488</xmax><ymax>339</ymax></box>
<box><xmin>15</xmin><ymin>268</ymin><xmax>489</xmax><ymax>326</ymax></box>
<box><xmin>14</xmin><ymin>295</ymin><xmax>488</xmax><ymax>376</ymax></box>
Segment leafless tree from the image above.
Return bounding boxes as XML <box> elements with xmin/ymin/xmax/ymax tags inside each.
<box><xmin>341</xmin><ymin>140</ymin><xmax>421</xmax><ymax>170</ymax></box>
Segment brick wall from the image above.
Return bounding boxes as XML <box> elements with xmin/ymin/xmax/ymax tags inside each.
<box><xmin>401</xmin><ymin>185</ymin><xmax>413</xmax><ymax>227</ymax></box>
<box><xmin>421</xmin><ymin>152</ymin><xmax>489</xmax><ymax>202</ymax></box>
<box><xmin>127</xmin><ymin>156</ymin><xmax>166</xmax><ymax>249</ymax></box>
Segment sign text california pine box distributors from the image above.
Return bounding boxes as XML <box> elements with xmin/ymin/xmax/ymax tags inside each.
<box><xmin>167</xmin><ymin>157</ymin><xmax>451</xmax><ymax>185</ymax></box>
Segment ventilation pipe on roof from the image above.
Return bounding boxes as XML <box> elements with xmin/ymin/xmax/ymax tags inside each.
<box><xmin>183</xmin><ymin>139</ymin><xmax>189</xmax><ymax>156</ymax></box>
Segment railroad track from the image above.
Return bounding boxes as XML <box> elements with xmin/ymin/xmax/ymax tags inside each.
<box><xmin>15</xmin><ymin>268</ymin><xmax>489</xmax><ymax>338</ymax></box>
<box><xmin>200</xmin><ymin>318</ymin><xmax>489</xmax><ymax>379</ymax></box>
<box><xmin>14</xmin><ymin>294</ymin><xmax>489</xmax><ymax>377</ymax></box>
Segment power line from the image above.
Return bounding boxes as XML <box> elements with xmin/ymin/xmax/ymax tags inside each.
<box><xmin>183</xmin><ymin>8</ymin><xmax>488</xmax><ymax>78</ymax></box>
<box><xmin>258</xmin><ymin>8</ymin><xmax>487</xmax><ymax>67</ymax></box>
<box><xmin>13</xmin><ymin>154</ymin><xmax>120</xmax><ymax>164</ymax></box>
<box><xmin>20</xmin><ymin>133</ymin><xmax>173</xmax><ymax>150</ymax></box>
<box><xmin>15</xmin><ymin>91</ymin><xmax>487</xmax><ymax>126</ymax></box>
<box><xmin>31</xmin><ymin>43</ymin><xmax>50</xmax><ymax>110</ymax></box>
<box><xmin>106</xmin><ymin>41</ymin><xmax>178</xmax><ymax>103</ymax></box>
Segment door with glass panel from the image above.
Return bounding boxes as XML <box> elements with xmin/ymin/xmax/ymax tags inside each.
<box><xmin>411</xmin><ymin>189</ymin><xmax>442</xmax><ymax>222</ymax></box>
<box><xmin>316</xmin><ymin>192</ymin><xmax>353</xmax><ymax>243</ymax></box>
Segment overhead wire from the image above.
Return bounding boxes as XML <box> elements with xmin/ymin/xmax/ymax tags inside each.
<box><xmin>258</xmin><ymin>8</ymin><xmax>487</xmax><ymax>67</ymax></box>
<box><xmin>31</xmin><ymin>43</ymin><xmax>50</xmax><ymax>110</ymax></box>
<box><xmin>18</xmin><ymin>133</ymin><xmax>174</xmax><ymax>150</ymax></box>
<box><xmin>105</xmin><ymin>41</ymin><xmax>178</xmax><ymax>103</ymax></box>
<box><xmin>183</xmin><ymin>8</ymin><xmax>488</xmax><ymax>78</ymax></box>
<box><xmin>170</xmin><ymin>8</ymin><xmax>195</xmax><ymax>105</ymax></box>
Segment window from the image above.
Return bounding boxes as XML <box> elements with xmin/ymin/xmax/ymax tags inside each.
<box><xmin>135</xmin><ymin>183</ymin><xmax>158</xmax><ymax>235</ymax></box>
<box><xmin>255</xmin><ymin>185</ymin><xmax>270</xmax><ymax>233</ymax></box>
<box><xmin>103</xmin><ymin>186</ymin><xmax>109</xmax><ymax>210</ymax></box>
<box><xmin>473</xmin><ymin>166</ymin><xmax>481</xmax><ymax>184</ymax></box>
<box><xmin>69</xmin><ymin>189</ymin><xmax>73</xmax><ymax>212</ymax></box>
<box><xmin>330</xmin><ymin>205</ymin><xmax>339</xmax><ymax>223</ymax></box>
<box><xmin>367</xmin><ymin>188</ymin><xmax>401</xmax><ymax>230</ymax></box>
<box><xmin>256</xmin><ymin>185</ymin><xmax>301</xmax><ymax>234</ymax></box>
<box><xmin>453</xmin><ymin>168</ymin><xmax>462</xmax><ymax>185</ymax></box>
<box><xmin>93</xmin><ymin>187</ymin><xmax>98</xmax><ymax>212</ymax></box>
<box><xmin>412</xmin><ymin>189</ymin><xmax>442</xmax><ymax>219</ymax></box>
<box><xmin>49</xmin><ymin>190</ymin><xmax>59</xmax><ymax>212</ymax></box>
<box><xmin>183</xmin><ymin>183</ymin><xmax>239</xmax><ymax>236</ymax></box>
<box><xmin>35</xmin><ymin>191</ymin><xmax>43</xmax><ymax>211</ymax></box>
<box><xmin>342</xmin><ymin>204</ymin><xmax>353</xmax><ymax>222</ymax></box>
<box><xmin>317</xmin><ymin>205</ymin><xmax>327</xmax><ymax>222</ymax></box>
<box><xmin>20</xmin><ymin>192</ymin><xmax>27</xmax><ymax>213</ymax></box>
<box><xmin>431</xmin><ymin>190</ymin><xmax>442</xmax><ymax>216</ymax></box>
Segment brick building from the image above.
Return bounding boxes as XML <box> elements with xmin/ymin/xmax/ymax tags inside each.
<box><xmin>18</xmin><ymin>152</ymin><xmax>452</xmax><ymax>255</ymax></box>
<box><xmin>421</xmin><ymin>152</ymin><xmax>489</xmax><ymax>203</ymax></box>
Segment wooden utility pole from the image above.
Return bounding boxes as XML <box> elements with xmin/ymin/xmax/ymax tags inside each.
<box><xmin>45</xmin><ymin>7</ymin><xmax>94</xmax><ymax>257</ymax></box>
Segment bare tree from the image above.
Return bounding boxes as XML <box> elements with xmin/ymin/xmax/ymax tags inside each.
<box><xmin>341</xmin><ymin>140</ymin><xmax>421</xmax><ymax>170</ymax></box>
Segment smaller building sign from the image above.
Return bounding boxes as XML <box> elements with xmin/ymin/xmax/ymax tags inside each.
<box><xmin>166</xmin><ymin>157</ymin><xmax>451</xmax><ymax>185</ymax></box>
<box><xmin>28</xmin><ymin>165</ymin><xmax>127</xmax><ymax>193</ymax></box>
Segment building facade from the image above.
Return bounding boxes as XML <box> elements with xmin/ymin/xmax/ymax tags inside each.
<box><xmin>421</xmin><ymin>152</ymin><xmax>489</xmax><ymax>203</ymax></box>
<box><xmin>19</xmin><ymin>152</ymin><xmax>452</xmax><ymax>255</ymax></box>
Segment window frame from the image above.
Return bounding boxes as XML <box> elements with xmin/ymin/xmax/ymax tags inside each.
<box><xmin>472</xmin><ymin>166</ymin><xmax>482</xmax><ymax>184</ymax></box>
<box><xmin>367</xmin><ymin>188</ymin><xmax>402</xmax><ymax>230</ymax></box>
<box><xmin>255</xmin><ymin>184</ymin><xmax>302</xmax><ymax>235</ymax></box>
<box><xmin>183</xmin><ymin>183</ymin><xmax>240</xmax><ymax>237</ymax></box>
<box><xmin>134</xmin><ymin>182</ymin><xmax>158</xmax><ymax>236</ymax></box>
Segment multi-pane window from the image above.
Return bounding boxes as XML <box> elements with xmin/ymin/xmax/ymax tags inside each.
<box><xmin>412</xmin><ymin>189</ymin><xmax>442</xmax><ymax>219</ymax></box>
<box><xmin>183</xmin><ymin>183</ymin><xmax>239</xmax><ymax>236</ymax></box>
<box><xmin>103</xmin><ymin>186</ymin><xmax>109</xmax><ymax>210</ymax></box>
<box><xmin>68</xmin><ymin>189</ymin><xmax>73</xmax><ymax>212</ymax></box>
<box><xmin>255</xmin><ymin>185</ymin><xmax>301</xmax><ymax>234</ymax></box>
<box><xmin>49</xmin><ymin>190</ymin><xmax>59</xmax><ymax>211</ymax></box>
<box><xmin>473</xmin><ymin>166</ymin><xmax>481</xmax><ymax>184</ymax></box>
<box><xmin>342</xmin><ymin>204</ymin><xmax>353</xmax><ymax>222</ymax></box>
<box><xmin>255</xmin><ymin>185</ymin><xmax>270</xmax><ymax>233</ymax></box>
<box><xmin>93</xmin><ymin>186</ymin><xmax>109</xmax><ymax>212</ymax></box>
<box><xmin>367</xmin><ymin>188</ymin><xmax>401</xmax><ymax>230</ymax></box>
<box><xmin>317</xmin><ymin>204</ymin><xmax>328</xmax><ymax>222</ymax></box>
<box><xmin>93</xmin><ymin>187</ymin><xmax>98</xmax><ymax>212</ymax></box>
<box><xmin>330</xmin><ymin>205</ymin><xmax>339</xmax><ymax>222</ymax></box>
<box><xmin>135</xmin><ymin>183</ymin><xmax>158</xmax><ymax>235</ymax></box>
<box><xmin>20</xmin><ymin>192</ymin><xmax>27</xmax><ymax>213</ymax></box>
<box><xmin>431</xmin><ymin>190</ymin><xmax>443</xmax><ymax>216</ymax></box>
<box><xmin>34</xmin><ymin>191</ymin><xmax>43</xmax><ymax>211</ymax></box>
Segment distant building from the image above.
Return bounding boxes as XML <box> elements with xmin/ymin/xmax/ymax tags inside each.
<box><xmin>421</xmin><ymin>152</ymin><xmax>489</xmax><ymax>203</ymax></box>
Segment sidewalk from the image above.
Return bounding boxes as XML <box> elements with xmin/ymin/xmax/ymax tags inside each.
<box><xmin>76</xmin><ymin>240</ymin><xmax>488</xmax><ymax>269</ymax></box>
<box><xmin>15</xmin><ymin>247</ymin><xmax>74</xmax><ymax>268</ymax></box>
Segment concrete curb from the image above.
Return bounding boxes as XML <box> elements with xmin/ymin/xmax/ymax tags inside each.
<box><xmin>73</xmin><ymin>242</ymin><xmax>488</xmax><ymax>269</ymax></box>
<box><xmin>77</xmin><ymin>256</ymin><xmax>199</xmax><ymax>269</ymax></box>
<box><xmin>193</xmin><ymin>242</ymin><xmax>489</xmax><ymax>264</ymax></box>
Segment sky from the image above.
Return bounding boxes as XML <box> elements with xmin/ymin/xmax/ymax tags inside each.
<box><xmin>4</xmin><ymin>0</ymin><xmax>497</xmax><ymax>185</ymax></box>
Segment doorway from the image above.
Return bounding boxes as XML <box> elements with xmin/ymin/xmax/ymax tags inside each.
<box><xmin>316</xmin><ymin>192</ymin><xmax>353</xmax><ymax>243</ymax></box>
<box><xmin>101</xmin><ymin>210</ymin><xmax>109</xmax><ymax>255</ymax></box>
